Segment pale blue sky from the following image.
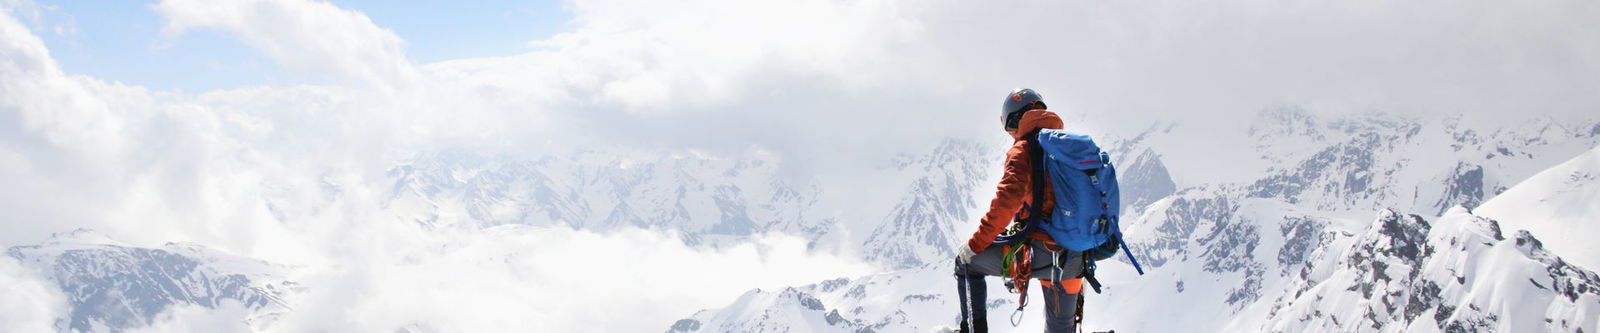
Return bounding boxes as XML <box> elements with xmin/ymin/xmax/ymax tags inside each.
<box><xmin>29</xmin><ymin>0</ymin><xmax>570</xmax><ymax>92</ymax></box>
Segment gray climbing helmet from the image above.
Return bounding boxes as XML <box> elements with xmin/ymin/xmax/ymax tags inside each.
<box><xmin>1001</xmin><ymin>88</ymin><xmax>1046</xmax><ymax>130</ymax></box>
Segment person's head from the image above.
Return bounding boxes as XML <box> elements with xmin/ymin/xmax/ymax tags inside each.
<box><xmin>1000</xmin><ymin>88</ymin><xmax>1047</xmax><ymax>135</ymax></box>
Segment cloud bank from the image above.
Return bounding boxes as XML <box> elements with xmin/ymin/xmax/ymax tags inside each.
<box><xmin>0</xmin><ymin>256</ymin><xmax>67</xmax><ymax>332</ymax></box>
<box><xmin>262</xmin><ymin>226</ymin><xmax>869</xmax><ymax>332</ymax></box>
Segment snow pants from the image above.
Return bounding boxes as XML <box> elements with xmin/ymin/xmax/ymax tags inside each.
<box><xmin>954</xmin><ymin>239</ymin><xmax>1084</xmax><ymax>333</ymax></box>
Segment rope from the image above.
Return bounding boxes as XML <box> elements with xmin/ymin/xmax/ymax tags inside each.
<box><xmin>1051</xmin><ymin>248</ymin><xmax>1064</xmax><ymax>318</ymax></box>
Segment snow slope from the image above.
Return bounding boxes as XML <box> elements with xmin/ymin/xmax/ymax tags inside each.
<box><xmin>1252</xmin><ymin>208</ymin><xmax>1599</xmax><ymax>332</ymax></box>
<box><xmin>1475</xmin><ymin>145</ymin><xmax>1600</xmax><ymax>271</ymax></box>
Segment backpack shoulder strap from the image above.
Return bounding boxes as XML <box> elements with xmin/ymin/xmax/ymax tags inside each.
<box><xmin>1024</xmin><ymin>133</ymin><xmax>1047</xmax><ymax>225</ymax></box>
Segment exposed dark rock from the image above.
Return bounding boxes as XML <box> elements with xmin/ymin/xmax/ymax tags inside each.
<box><xmin>1433</xmin><ymin>163</ymin><xmax>1485</xmax><ymax>215</ymax></box>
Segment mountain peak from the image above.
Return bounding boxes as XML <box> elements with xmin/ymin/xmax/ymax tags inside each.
<box><xmin>37</xmin><ymin>228</ymin><xmax>126</xmax><ymax>248</ymax></box>
<box><xmin>6</xmin><ymin>235</ymin><xmax>292</xmax><ymax>332</ymax></box>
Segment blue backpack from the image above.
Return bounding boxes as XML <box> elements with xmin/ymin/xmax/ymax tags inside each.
<box><xmin>995</xmin><ymin>128</ymin><xmax>1145</xmax><ymax>292</ymax></box>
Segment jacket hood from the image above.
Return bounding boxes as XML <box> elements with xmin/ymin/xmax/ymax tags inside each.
<box><xmin>1012</xmin><ymin>109</ymin><xmax>1064</xmax><ymax>140</ymax></box>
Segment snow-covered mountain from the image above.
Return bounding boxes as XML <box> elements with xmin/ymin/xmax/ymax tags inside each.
<box><xmin>379</xmin><ymin>147</ymin><xmax>847</xmax><ymax>249</ymax></box>
<box><xmin>11</xmin><ymin>107</ymin><xmax>1599</xmax><ymax>332</ymax></box>
<box><xmin>6</xmin><ymin>229</ymin><xmax>293</xmax><ymax>332</ymax></box>
<box><xmin>670</xmin><ymin>108</ymin><xmax>1600</xmax><ymax>332</ymax></box>
<box><xmin>858</xmin><ymin>139</ymin><xmax>994</xmax><ymax>270</ymax></box>
<box><xmin>1243</xmin><ymin>107</ymin><xmax>1599</xmax><ymax>216</ymax></box>
<box><xmin>379</xmin><ymin>139</ymin><xmax>1027</xmax><ymax>271</ymax></box>
<box><xmin>668</xmin><ymin>207</ymin><xmax>1600</xmax><ymax>332</ymax></box>
<box><xmin>1252</xmin><ymin>208</ymin><xmax>1599</xmax><ymax>332</ymax></box>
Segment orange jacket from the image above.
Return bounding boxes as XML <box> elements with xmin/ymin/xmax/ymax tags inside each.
<box><xmin>966</xmin><ymin>109</ymin><xmax>1063</xmax><ymax>252</ymax></box>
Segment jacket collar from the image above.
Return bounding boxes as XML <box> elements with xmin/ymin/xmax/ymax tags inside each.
<box><xmin>1012</xmin><ymin>109</ymin><xmax>1064</xmax><ymax>140</ymax></box>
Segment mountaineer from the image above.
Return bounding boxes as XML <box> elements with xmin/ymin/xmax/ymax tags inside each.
<box><xmin>953</xmin><ymin>88</ymin><xmax>1143</xmax><ymax>333</ymax></box>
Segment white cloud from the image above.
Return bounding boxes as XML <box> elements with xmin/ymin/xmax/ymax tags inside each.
<box><xmin>0</xmin><ymin>6</ymin><xmax>138</xmax><ymax>246</ymax></box>
<box><xmin>267</xmin><ymin>225</ymin><xmax>870</xmax><ymax>332</ymax></box>
<box><xmin>129</xmin><ymin>301</ymin><xmax>254</xmax><ymax>333</ymax></box>
<box><xmin>125</xmin><ymin>0</ymin><xmax>1600</xmax><ymax>178</ymax></box>
<box><xmin>0</xmin><ymin>256</ymin><xmax>68</xmax><ymax>332</ymax></box>
<box><xmin>533</xmin><ymin>0</ymin><xmax>923</xmax><ymax>112</ymax></box>
<box><xmin>0</xmin><ymin>0</ymin><xmax>378</xmax><ymax>254</ymax></box>
<box><xmin>0</xmin><ymin>0</ymin><xmax>39</xmax><ymax>26</ymax></box>
<box><xmin>153</xmin><ymin>0</ymin><xmax>418</xmax><ymax>90</ymax></box>
<box><xmin>416</xmin><ymin>0</ymin><xmax>1600</xmax><ymax>179</ymax></box>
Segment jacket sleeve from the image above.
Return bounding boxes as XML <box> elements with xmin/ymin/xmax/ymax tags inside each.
<box><xmin>966</xmin><ymin>142</ymin><xmax>1032</xmax><ymax>252</ymax></box>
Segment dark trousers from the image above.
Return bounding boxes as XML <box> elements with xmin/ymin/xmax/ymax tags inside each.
<box><xmin>955</xmin><ymin>240</ymin><xmax>1084</xmax><ymax>333</ymax></box>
